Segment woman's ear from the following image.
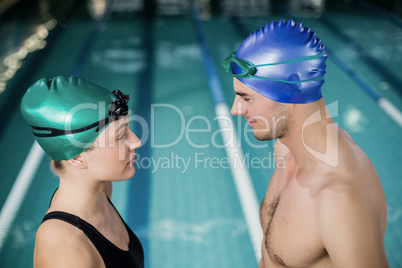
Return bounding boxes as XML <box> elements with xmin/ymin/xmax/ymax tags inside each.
<box><xmin>68</xmin><ymin>154</ymin><xmax>87</xmax><ymax>169</ymax></box>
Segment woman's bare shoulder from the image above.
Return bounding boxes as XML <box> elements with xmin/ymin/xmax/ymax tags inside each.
<box><xmin>34</xmin><ymin>219</ymin><xmax>102</xmax><ymax>268</ymax></box>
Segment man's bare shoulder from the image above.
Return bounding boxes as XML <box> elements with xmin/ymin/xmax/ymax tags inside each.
<box><xmin>313</xmin><ymin>130</ymin><xmax>388</xmax><ymax>267</ymax></box>
<box><xmin>317</xmin><ymin>128</ymin><xmax>380</xmax><ymax>187</ymax></box>
<box><xmin>316</xmin><ymin>172</ymin><xmax>386</xmax><ymax>223</ymax></box>
<box><xmin>34</xmin><ymin>219</ymin><xmax>102</xmax><ymax>268</ymax></box>
<box><xmin>339</xmin><ymin>128</ymin><xmax>372</xmax><ymax>165</ymax></box>
<box><xmin>315</xmin><ymin>179</ymin><xmax>388</xmax><ymax>267</ymax></box>
<box><xmin>321</xmin><ymin>128</ymin><xmax>385</xmax><ymax>207</ymax></box>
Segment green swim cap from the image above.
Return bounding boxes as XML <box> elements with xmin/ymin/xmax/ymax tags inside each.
<box><xmin>20</xmin><ymin>76</ymin><xmax>129</xmax><ymax>160</ymax></box>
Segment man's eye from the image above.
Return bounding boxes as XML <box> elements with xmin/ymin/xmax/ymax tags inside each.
<box><xmin>244</xmin><ymin>97</ymin><xmax>250</xmax><ymax>101</ymax></box>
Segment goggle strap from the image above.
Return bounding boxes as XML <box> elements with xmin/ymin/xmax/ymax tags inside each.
<box><xmin>252</xmin><ymin>51</ymin><xmax>326</xmax><ymax>68</ymax></box>
<box><xmin>249</xmin><ymin>76</ymin><xmax>324</xmax><ymax>83</ymax></box>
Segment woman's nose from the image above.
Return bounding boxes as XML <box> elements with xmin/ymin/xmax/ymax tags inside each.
<box><xmin>126</xmin><ymin>129</ymin><xmax>141</xmax><ymax>150</ymax></box>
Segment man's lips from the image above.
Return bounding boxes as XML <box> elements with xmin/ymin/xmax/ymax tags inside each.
<box><xmin>248</xmin><ymin>120</ymin><xmax>257</xmax><ymax>126</ymax></box>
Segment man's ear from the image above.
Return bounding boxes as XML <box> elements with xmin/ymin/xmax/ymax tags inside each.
<box><xmin>68</xmin><ymin>154</ymin><xmax>87</xmax><ymax>169</ymax></box>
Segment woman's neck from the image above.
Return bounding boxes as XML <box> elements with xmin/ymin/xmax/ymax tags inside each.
<box><xmin>50</xmin><ymin>173</ymin><xmax>109</xmax><ymax>218</ymax></box>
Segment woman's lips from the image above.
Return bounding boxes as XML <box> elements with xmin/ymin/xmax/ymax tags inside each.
<box><xmin>128</xmin><ymin>154</ymin><xmax>136</xmax><ymax>165</ymax></box>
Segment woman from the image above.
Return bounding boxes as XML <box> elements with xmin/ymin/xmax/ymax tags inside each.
<box><xmin>20</xmin><ymin>76</ymin><xmax>144</xmax><ymax>268</ymax></box>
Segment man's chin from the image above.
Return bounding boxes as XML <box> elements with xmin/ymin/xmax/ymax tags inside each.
<box><xmin>252</xmin><ymin>131</ymin><xmax>274</xmax><ymax>141</ymax></box>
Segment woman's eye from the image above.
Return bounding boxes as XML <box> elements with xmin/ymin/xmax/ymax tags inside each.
<box><xmin>244</xmin><ymin>97</ymin><xmax>250</xmax><ymax>102</ymax></box>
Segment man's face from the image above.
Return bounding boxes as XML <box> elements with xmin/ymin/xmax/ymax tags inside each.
<box><xmin>230</xmin><ymin>78</ymin><xmax>291</xmax><ymax>141</ymax></box>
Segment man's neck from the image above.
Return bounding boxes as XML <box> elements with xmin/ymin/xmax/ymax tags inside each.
<box><xmin>278</xmin><ymin>100</ymin><xmax>338</xmax><ymax>172</ymax></box>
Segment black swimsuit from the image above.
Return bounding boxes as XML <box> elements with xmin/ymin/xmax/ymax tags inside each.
<box><xmin>41</xmin><ymin>198</ymin><xmax>144</xmax><ymax>268</ymax></box>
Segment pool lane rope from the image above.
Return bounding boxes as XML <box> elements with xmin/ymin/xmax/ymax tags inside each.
<box><xmin>190</xmin><ymin>3</ymin><xmax>263</xmax><ymax>262</ymax></box>
<box><xmin>326</xmin><ymin>46</ymin><xmax>402</xmax><ymax>128</ymax></box>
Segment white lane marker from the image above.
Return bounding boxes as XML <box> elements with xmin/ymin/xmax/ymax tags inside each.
<box><xmin>0</xmin><ymin>141</ymin><xmax>44</xmax><ymax>252</ymax></box>
<box><xmin>215</xmin><ymin>103</ymin><xmax>263</xmax><ymax>261</ymax></box>
<box><xmin>378</xmin><ymin>97</ymin><xmax>402</xmax><ymax>128</ymax></box>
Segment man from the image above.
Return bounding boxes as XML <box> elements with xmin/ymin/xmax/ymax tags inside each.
<box><xmin>222</xmin><ymin>20</ymin><xmax>388</xmax><ymax>267</ymax></box>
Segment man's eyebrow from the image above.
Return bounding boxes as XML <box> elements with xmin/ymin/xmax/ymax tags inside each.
<box><xmin>235</xmin><ymin>91</ymin><xmax>249</xmax><ymax>97</ymax></box>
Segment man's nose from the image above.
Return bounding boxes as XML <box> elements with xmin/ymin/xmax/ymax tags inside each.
<box><xmin>231</xmin><ymin>98</ymin><xmax>244</xmax><ymax>116</ymax></box>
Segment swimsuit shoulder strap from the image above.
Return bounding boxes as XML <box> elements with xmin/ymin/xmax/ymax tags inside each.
<box><xmin>41</xmin><ymin>211</ymin><xmax>106</xmax><ymax>250</ymax></box>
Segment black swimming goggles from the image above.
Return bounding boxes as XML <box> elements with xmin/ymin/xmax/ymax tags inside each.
<box><xmin>31</xmin><ymin>90</ymin><xmax>129</xmax><ymax>138</ymax></box>
<box><xmin>221</xmin><ymin>51</ymin><xmax>326</xmax><ymax>83</ymax></box>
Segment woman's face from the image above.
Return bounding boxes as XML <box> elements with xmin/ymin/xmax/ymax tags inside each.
<box><xmin>83</xmin><ymin>116</ymin><xmax>141</xmax><ymax>182</ymax></box>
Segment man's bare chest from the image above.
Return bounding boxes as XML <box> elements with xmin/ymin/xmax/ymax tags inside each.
<box><xmin>260</xmin><ymin>178</ymin><xmax>328</xmax><ymax>267</ymax></box>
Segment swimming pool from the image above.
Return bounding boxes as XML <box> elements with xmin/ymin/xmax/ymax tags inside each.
<box><xmin>0</xmin><ymin>0</ymin><xmax>401</xmax><ymax>267</ymax></box>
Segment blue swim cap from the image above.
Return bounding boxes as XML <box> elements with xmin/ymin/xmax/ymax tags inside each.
<box><xmin>222</xmin><ymin>19</ymin><xmax>327</xmax><ymax>104</ymax></box>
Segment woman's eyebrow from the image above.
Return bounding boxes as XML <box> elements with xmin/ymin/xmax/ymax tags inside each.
<box><xmin>116</xmin><ymin>122</ymin><xmax>128</xmax><ymax>134</ymax></box>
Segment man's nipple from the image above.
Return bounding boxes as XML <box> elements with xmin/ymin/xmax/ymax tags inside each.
<box><xmin>274</xmin><ymin>254</ymin><xmax>285</xmax><ymax>266</ymax></box>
